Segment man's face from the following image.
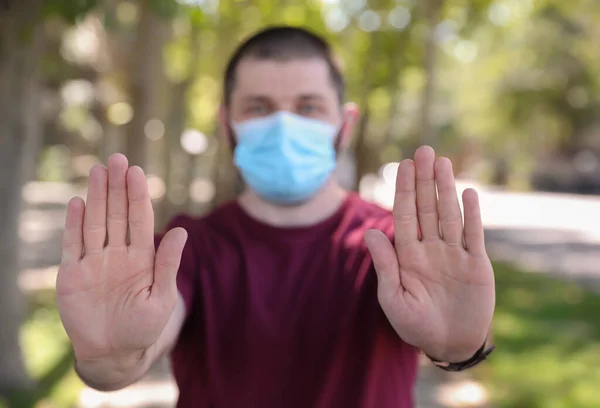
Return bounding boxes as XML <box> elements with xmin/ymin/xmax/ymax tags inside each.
<box><xmin>222</xmin><ymin>57</ymin><xmax>357</xmax><ymax>144</ymax></box>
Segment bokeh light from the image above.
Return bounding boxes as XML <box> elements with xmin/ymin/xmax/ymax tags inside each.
<box><xmin>60</xmin><ymin>22</ymin><xmax>100</xmax><ymax>65</ymax></box>
<box><xmin>107</xmin><ymin>102</ymin><xmax>134</xmax><ymax>126</ymax></box>
<box><xmin>437</xmin><ymin>380</ymin><xmax>489</xmax><ymax>407</ymax></box>
<box><xmin>180</xmin><ymin>129</ymin><xmax>208</xmax><ymax>155</ymax></box>
<box><xmin>381</xmin><ymin>162</ymin><xmax>399</xmax><ymax>185</ymax></box>
<box><xmin>81</xmin><ymin>119</ymin><xmax>103</xmax><ymax>143</ymax></box>
<box><xmin>71</xmin><ymin>155</ymin><xmax>101</xmax><ymax>178</ymax></box>
<box><xmin>488</xmin><ymin>2</ymin><xmax>511</xmax><ymax>26</ymax></box>
<box><xmin>145</xmin><ymin>119</ymin><xmax>165</xmax><ymax>141</ymax></box>
<box><xmin>324</xmin><ymin>8</ymin><xmax>349</xmax><ymax>32</ymax></box>
<box><xmin>116</xmin><ymin>1</ymin><xmax>138</xmax><ymax>25</ymax></box>
<box><xmin>453</xmin><ymin>40</ymin><xmax>478</xmax><ymax>63</ymax></box>
<box><xmin>388</xmin><ymin>6</ymin><xmax>411</xmax><ymax>30</ymax></box>
<box><xmin>147</xmin><ymin>174</ymin><xmax>166</xmax><ymax>200</ymax></box>
<box><xmin>190</xmin><ymin>178</ymin><xmax>216</xmax><ymax>203</ymax></box>
<box><xmin>60</xmin><ymin>80</ymin><xmax>95</xmax><ymax>107</ymax></box>
<box><xmin>358</xmin><ymin>10</ymin><xmax>381</xmax><ymax>32</ymax></box>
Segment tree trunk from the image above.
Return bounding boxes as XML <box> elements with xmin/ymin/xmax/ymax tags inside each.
<box><xmin>353</xmin><ymin>33</ymin><xmax>381</xmax><ymax>187</ymax></box>
<box><xmin>160</xmin><ymin>80</ymin><xmax>194</xmax><ymax>227</ymax></box>
<box><xmin>125</xmin><ymin>1</ymin><xmax>169</xmax><ymax>169</ymax></box>
<box><xmin>0</xmin><ymin>0</ymin><xmax>44</xmax><ymax>393</ymax></box>
<box><xmin>353</xmin><ymin>107</ymin><xmax>373</xmax><ymax>187</ymax></box>
<box><xmin>95</xmin><ymin>0</ymin><xmax>123</xmax><ymax>163</ymax></box>
<box><xmin>159</xmin><ymin>22</ymin><xmax>202</xmax><ymax>228</ymax></box>
<box><xmin>382</xmin><ymin>31</ymin><xmax>408</xmax><ymax>149</ymax></box>
<box><xmin>212</xmin><ymin>138</ymin><xmax>244</xmax><ymax>206</ymax></box>
<box><xmin>212</xmin><ymin>19</ymin><xmax>245</xmax><ymax>207</ymax></box>
<box><xmin>418</xmin><ymin>0</ymin><xmax>443</xmax><ymax>146</ymax></box>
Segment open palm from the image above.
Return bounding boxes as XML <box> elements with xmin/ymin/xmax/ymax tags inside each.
<box><xmin>365</xmin><ymin>146</ymin><xmax>495</xmax><ymax>362</ymax></box>
<box><xmin>56</xmin><ymin>154</ymin><xmax>187</xmax><ymax>362</ymax></box>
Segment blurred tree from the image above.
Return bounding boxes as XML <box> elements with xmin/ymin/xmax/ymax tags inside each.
<box><xmin>4</xmin><ymin>0</ymin><xmax>600</xmax><ymax>400</ymax></box>
<box><xmin>125</xmin><ymin>0</ymin><xmax>173</xmax><ymax>168</ymax></box>
<box><xmin>418</xmin><ymin>0</ymin><xmax>444</xmax><ymax>146</ymax></box>
<box><xmin>0</xmin><ymin>0</ymin><xmax>97</xmax><ymax>393</ymax></box>
<box><xmin>159</xmin><ymin>7</ymin><xmax>204</xmax><ymax>227</ymax></box>
<box><xmin>444</xmin><ymin>0</ymin><xmax>600</xmax><ymax>189</ymax></box>
<box><xmin>0</xmin><ymin>0</ymin><xmax>44</xmax><ymax>392</ymax></box>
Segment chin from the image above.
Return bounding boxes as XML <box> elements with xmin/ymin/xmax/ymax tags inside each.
<box><xmin>262</xmin><ymin>195</ymin><xmax>314</xmax><ymax>208</ymax></box>
<box><xmin>251</xmin><ymin>180</ymin><xmax>337</xmax><ymax>208</ymax></box>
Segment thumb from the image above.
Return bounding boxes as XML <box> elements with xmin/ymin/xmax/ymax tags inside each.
<box><xmin>364</xmin><ymin>229</ymin><xmax>401</xmax><ymax>291</ymax></box>
<box><xmin>153</xmin><ymin>227</ymin><xmax>188</xmax><ymax>300</ymax></box>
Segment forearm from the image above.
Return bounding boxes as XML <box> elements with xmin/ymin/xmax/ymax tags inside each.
<box><xmin>75</xmin><ymin>293</ymin><xmax>187</xmax><ymax>391</ymax></box>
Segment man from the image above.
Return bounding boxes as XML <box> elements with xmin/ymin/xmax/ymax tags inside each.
<box><xmin>56</xmin><ymin>26</ymin><xmax>496</xmax><ymax>407</ymax></box>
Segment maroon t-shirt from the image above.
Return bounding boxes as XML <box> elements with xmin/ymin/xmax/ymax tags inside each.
<box><xmin>154</xmin><ymin>192</ymin><xmax>419</xmax><ymax>407</ymax></box>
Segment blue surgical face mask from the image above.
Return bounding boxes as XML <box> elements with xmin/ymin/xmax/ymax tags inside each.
<box><xmin>232</xmin><ymin>111</ymin><xmax>339</xmax><ymax>205</ymax></box>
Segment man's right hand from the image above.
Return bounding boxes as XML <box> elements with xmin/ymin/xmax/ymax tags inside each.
<box><xmin>56</xmin><ymin>153</ymin><xmax>188</xmax><ymax>387</ymax></box>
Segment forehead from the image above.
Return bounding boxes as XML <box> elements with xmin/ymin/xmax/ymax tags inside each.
<box><xmin>231</xmin><ymin>57</ymin><xmax>338</xmax><ymax>102</ymax></box>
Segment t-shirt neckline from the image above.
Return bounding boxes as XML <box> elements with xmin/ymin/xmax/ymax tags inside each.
<box><xmin>232</xmin><ymin>192</ymin><xmax>358</xmax><ymax>240</ymax></box>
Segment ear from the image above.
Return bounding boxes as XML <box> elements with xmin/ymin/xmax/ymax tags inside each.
<box><xmin>218</xmin><ymin>104</ymin><xmax>234</xmax><ymax>149</ymax></box>
<box><xmin>338</xmin><ymin>102</ymin><xmax>360</xmax><ymax>150</ymax></box>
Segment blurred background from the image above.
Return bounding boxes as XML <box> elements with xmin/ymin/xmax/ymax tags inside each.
<box><xmin>2</xmin><ymin>0</ymin><xmax>600</xmax><ymax>407</ymax></box>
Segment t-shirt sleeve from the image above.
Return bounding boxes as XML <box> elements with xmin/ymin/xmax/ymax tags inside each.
<box><xmin>154</xmin><ymin>214</ymin><xmax>199</xmax><ymax>314</ymax></box>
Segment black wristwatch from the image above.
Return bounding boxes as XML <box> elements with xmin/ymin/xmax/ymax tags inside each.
<box><xmin>427</xmin><ymin>340</ymin><xmax>495</xmax><ymax>372</ymax></box>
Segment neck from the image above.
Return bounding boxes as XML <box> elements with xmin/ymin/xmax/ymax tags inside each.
<box><xmin>238</xmin><ymin>179</ymin><xmax>348</xmax><ymax>228</ymax></box>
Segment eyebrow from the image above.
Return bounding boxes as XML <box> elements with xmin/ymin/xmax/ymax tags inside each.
<box><xmin>297</xmin><ymin>93</ymin><xmax>326</xmax><ymax>101</ymax></box>
<box><xmin>242</xmin><ymin>93</ymin><xmax>326</xmax><ymax>103</ymax></box>
<box><xmin>242</xmin><ymin>95</ymin><xmax>271</xmax><ymax>104</ymax></box>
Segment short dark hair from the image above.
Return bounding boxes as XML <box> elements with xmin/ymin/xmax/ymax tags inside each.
<box><xmin>223</xmin><ymin>26</ymin><xmax>344</xmax><ymax>106</ymax></box>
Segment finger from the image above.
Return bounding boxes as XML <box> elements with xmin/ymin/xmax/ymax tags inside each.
<box><xmin>435</xmin><ymin>157</ymin><xmax>464</xmax><ymax>246</ymax></box>
<box><xmin>414</xmin><ymin>146</ymin><xmax>440</xmax><ymax>240</ymax></box>
<box><xmin>393</xmin><ymin>159</ymin><xmax>419</xmax><ymax>247</ymax></box>
<box><xmin>61</xmin><ymin>197</ymin><xmax>85</xmax><ymax>265</ymax></box>
<box><xmin>107</xmin><ymin>153</ymin><xmax>129</xmax><ymax>247</ymax></box>
<box><xmin>462</xmin><ymin>188</ymin><xmax>486</xmax><ymax>256</ymax></box>
<box><xmin>153</xmin><ymin>227</ymin><xmax>188</xmax><ymax>300</ymax></box>
<box><xmin>83</xmin><ymin>165</ymin><xmax>108</xmax><ymax>254</ymax></box>
<box><xmin>364</xmin><ymin>229</ymin><xmax>401</xmax><ymax>295</ymax></box>
<box><xmin>127</xmin><ymin>166</ymin><xmax>154</xmax><ymax>250</ymax></box>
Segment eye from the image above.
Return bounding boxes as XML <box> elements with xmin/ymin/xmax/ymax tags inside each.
<box><xmin>298</xmin><ymin>103</ymin><xmax>321</xmax><ymax>116</ymax></box>
<box><xmin>246</xmin><ymin>104</ymin><xmax>270</xmax><ymax>116</ymax></box>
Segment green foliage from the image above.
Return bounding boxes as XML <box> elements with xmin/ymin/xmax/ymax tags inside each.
<box><xmin>42</xmin><ymin>0</ymin><xmax>97</xmax><ymax>24</ymax></box>
<box><xmin>6</xmin><ymin>264</ymin><xmax>599</xmax><ymax>408</ymax></box>
<box><xmin>13</xmin><ymin>0</ymin><xmax>600</xmax><ymax>185</ymax></box>
<box><xmin>0</xmin><ymin>290</ymin><xmax>82</xmax><ymax>408</ymax></box>
<box><xmin>147</xmin><ymin>0</ymin><xmax>179</xmax><ymax>19</ymax></box>
<box><xmin>475</xmin><ymin>263</ymin><xmax>600</xmax><ymax>407</ymax></box>
<box><xmin>188</xmin><ymin>6</ymin><xmax>206</xmax><ymax>27</ymax></box>
<box><xmin>5</xmin><ymin>2</ymin><xmax>600</xmax><ymax>406</ymax></box>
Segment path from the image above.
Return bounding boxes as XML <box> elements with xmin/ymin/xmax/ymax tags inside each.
<box><xmin>17</xmin><ymin>179</ymin><xmax>600</xmax><ymax>408</ymax></box>
<box><xmin>368</xmin><ymin>178</ymin><xmax>600</xmax><ymax>292</ymax></box>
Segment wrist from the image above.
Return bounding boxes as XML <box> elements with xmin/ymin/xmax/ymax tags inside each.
<box><xmin>426</xmin><ymin>344</ymin><xmax>483</xmax><ymax>364</ymax></box>
<box><xmin>426</xmin><ymin>339</ymin><xmax>495</xmax><ymax>372</ymax></box>
<box><xmin>74</xmin><ymin>347</ymin><xmax>154</xmax><ymax>391</ymax></box>
<box><xmin>424</xmin><ymin>333</ymin><xmax>490</xmax><ymax>363</ymax></box>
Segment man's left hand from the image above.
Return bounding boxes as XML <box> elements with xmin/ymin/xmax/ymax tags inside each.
<box><xmin>364</xmin><ymin>146</ymin><xmax>495</xmax><ymax>363</ymax></box>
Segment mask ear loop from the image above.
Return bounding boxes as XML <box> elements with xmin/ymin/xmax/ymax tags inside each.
<box><xmin>224</xmin><ymin>122</ymin><xmax>246</xmax><ymax>195</ymax></box>
<box><xmin>226</xmin><ymin>122</ymin><xmax>237</xmax><ymax>152</ymax></box>
<box><xmin>333</xmin><ymin>121</ymin><xmax>346</xmax><ymax>154</ymax></box>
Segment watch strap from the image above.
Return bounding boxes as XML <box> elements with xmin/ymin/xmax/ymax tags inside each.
<box><xmin>427</xmin><ymin>341</ymin><xmax>495</xmax><ymax>372</ymax></box>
